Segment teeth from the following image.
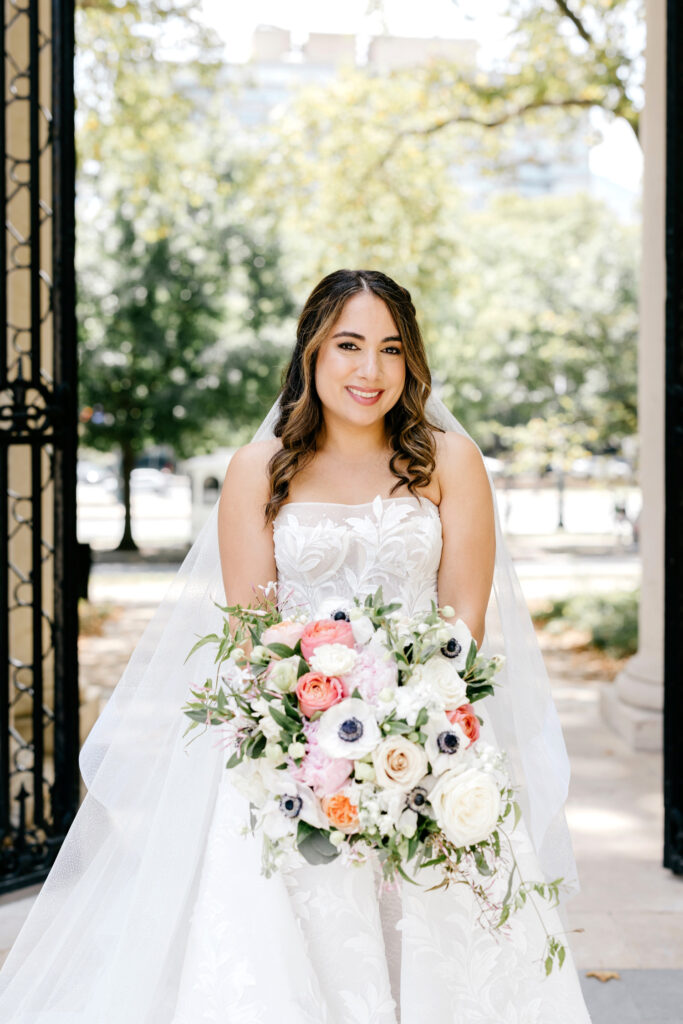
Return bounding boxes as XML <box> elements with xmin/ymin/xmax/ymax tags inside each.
<box><xmin>348</xmin><ymin>387</ymin><xmax>381</xmax><ymax>398</ymax></box>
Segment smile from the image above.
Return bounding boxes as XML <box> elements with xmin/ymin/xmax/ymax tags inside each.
<box><xmin>346</xmin><ymin>386</ymin><xmax>384</xmax><ymax>405</ymax></box>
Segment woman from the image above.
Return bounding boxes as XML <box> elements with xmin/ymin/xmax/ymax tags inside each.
<box><xmin>0</xmin><ymin>269</ymin><xmax>592</xmax><ymax>1022</ymax></box>
<box><xmin>171</xmin><ymin>269</ymin><xmax>593</xmax><ymax>1021</ymax></box>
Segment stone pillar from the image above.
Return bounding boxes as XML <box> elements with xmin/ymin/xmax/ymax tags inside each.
<box><xmin>601</xmin><ymin>0</ymin><xmax>665</xmax><ymax>750</ymax></box>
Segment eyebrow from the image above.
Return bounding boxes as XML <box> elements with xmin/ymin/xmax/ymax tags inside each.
<box><xmin>331</xmin><ymin>330</ymin><xmax>402</xmax><ymax>342</ymax></box>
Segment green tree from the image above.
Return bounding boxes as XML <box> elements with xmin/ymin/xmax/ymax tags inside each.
<box><xmin>76</xmin><ymin>0</ymin><xmax>296</xmax><ymax>548</ymax></box>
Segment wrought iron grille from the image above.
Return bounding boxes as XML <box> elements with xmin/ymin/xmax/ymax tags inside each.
<box><xmin>1</xmin><ymin>0</ymin><xmax>78</xmax><ymax>893</ymax></box>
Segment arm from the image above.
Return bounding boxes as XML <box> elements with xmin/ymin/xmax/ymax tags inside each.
<box><xmin>217</xmin><ymin>439</ymin><xmax>279</xmax><ymax>611</ymax></box>
<box><xmin>435</xmin><ymin>431</ymin><xmax>496</xmax><ymax>649</ymax></box>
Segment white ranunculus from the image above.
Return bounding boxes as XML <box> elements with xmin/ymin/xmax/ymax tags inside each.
<box><xmin>429</xmin><ymin>766</ymin><xmax>502</xmax><ymax>846</ymax></box>
<box><xmin>259</xmin><ymin>714</ymin><xmax>281</xmax><ymax>741</ymax></box>
<box><xmin>424</xmin><ymin>712</ymin><xmax>470</xmax><ymax>776</ymax></box>
<box><xmin>367</xmin><ymin>627</ymin><xmax>389</xmax><ymax>655</ymax></box>
<box><xmin>317</xmin><ymin>697</ymin><xmax>381</xmax><ymax>759</ymax></box>
<box><xmin>372</xmin><ymin>736</ymin><xmax>429</xmax><ymax>791</ymax></box>
<box><xmin>310</xmin><ymin>642</ymin><xmax>358</xmax><ymax>677</ymax></box>
<box><xmin>268</xmin><ymin>655</ymin><xmax>300</xmax><ymax>693</ymax></box>
<box><xmin>439</xmin><ymin>618</ymin><xmax>475</xmax><ymax>672</ymax></box>
<box><xmin>350</xmin><ymin>614</ymin><xmax>376</xmax><ymax>646</ymax></box>
<box><xmin>411</xmin><ymin>656</ymin><xmax>468</xmax><ymax>710</ymax></box>
<box><xmin>229</xmin><ymin>761</ymin><xmax>269</xmax><ymax>807</ymax></box>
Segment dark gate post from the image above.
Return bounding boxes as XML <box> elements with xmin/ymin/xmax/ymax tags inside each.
<box><xmin>0</xmin><ymin>0</ymin><xmax>79</xmax><ymax>892</ymax></box>
<box><xmin>664</xmin><ymin>0</ymin><xmax>683</xmax><ymax>875</ymax></box>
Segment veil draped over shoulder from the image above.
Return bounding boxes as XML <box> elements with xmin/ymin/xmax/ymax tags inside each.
<box><xmin>0</xmin><ymin>393</ymin><xmax>580</xmax><ymax>1021</ymax></box>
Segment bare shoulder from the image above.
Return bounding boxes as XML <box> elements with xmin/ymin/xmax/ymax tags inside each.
<box><xmin>433</xmin><ymin>429</ymin><xmax>486</xmax><ymax>481</ymax></box>
<box><xmin>221</xmin><ymin>437</ymin><xmax>282</xmax><ymax>503</ymax></box>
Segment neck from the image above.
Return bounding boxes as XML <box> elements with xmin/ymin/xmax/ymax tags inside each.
<box><xmin>318</xmin><ymin>409</ymin><xmax>388</xmax><ymax>459</ymax></box>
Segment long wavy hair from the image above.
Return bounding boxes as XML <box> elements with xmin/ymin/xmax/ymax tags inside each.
<box><xmin>264</xmin><ymin>269</ymin><xmax>441</xmax><ymax>524</ymax></box>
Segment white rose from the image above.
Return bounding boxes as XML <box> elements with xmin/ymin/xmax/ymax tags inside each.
<box><xmin>350</xmin><ymin>614</ymin><xmax>376</xmax><ymax>646</ymax></box>
<box><xmin>372</xmin><ymin>736</ymin><xmax>429</xmax><ymax>791</ymax></box>
<box><xmin>268</xmin><ymin>655</ymin><xmax>300</xmax><ymax>693</ymax></box>
<box><xmin>411</xmin><ymin>656</ymin><xmax>468</xmax><ymax>710</ymax></box>
<box><xmin>317</xmin><ymin>698</ymin><xmax>381</xmax><ymax>759</ymax></box>
<box><xmin>429</xmin><ymin>766</ymin><xmax>502</xmax><ymax>846</ymax></box>
<box><xmin>310</xmin><ymin>642</ymin><xmax>358</xmax><ymax>677</ymax></box>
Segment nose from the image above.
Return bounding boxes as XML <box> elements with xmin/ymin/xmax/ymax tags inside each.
<box><xmin>357</xmin><ymin>347</ymin><xmax>380</xmax><ymax>382</ymax></box>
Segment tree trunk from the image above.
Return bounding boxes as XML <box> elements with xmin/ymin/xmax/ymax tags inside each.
<box><xmin>116</xmin><ymin>439</ymin><xmax>138</xmax><ymax>551</ymax></box>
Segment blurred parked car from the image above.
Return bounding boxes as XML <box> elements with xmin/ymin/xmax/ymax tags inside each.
<box><xmin>77</xmin><ymin>460</ymin><xmax>118</xmax><ymax>491</ymax></box>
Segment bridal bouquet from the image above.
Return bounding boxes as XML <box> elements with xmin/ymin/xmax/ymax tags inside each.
<box><xmin>182</xmin><ymin>584</ymin><xmax>568</xmax><ymax>976</ymax></box>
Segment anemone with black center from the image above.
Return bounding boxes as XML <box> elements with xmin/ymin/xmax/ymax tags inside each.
<box><xmin>279</xmin><ymin>794</ymin><xmax>303</xmax><ymax>818</ymax></box>
<box><xmin>338</xmin><ymin>716</ymin><xmax>363</xmax><ymax>741</ymax></box>
<box><xmin>436</xmin><ymin>730</ymin><xmax>461</xmax><ymax>754</ymax></box>
<box><xmin>441</xmin><ymin>636</ymin><xmax>463</xmax><ymax>659</ymax></box>
<box><xmin>331</xmin><ymin>609</ymin><xmax>350</xmax><ymax>621</ymax></box>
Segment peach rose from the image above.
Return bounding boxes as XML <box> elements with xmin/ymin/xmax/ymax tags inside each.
<box><xmin>321</xmin><ymin>790</ymin><xmax>359</xmax><ymax>834</ymax></box>
<box><xmin>261</xmin><ymin>620</ymin><xmax>305</xmax><ymax>650</ymax></box>
<box><xmin>295</xmin><ymin>671</ymin><xmax>344</xmax><ymax>718</ymax></box>
<box><xmin>446</xmin><ymin>703</ymin><xmax>480</xmax><ymax>745</ymax></box>
<box><xmin>300</xmin><ymin>619</ymin><xmax>355</xmax><ymax>662</ymax></box>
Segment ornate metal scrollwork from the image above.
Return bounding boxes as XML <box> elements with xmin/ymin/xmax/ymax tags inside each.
<box><xmin>1</xmin><ymin>0</ymin><xmax>78</xmax><ymax>893</ymax></box>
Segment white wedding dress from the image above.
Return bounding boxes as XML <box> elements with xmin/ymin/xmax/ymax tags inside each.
<box><xmin>171</xmin><ymin>495</ymin><xmax>593</xmax><ymax>1024</ymax></box>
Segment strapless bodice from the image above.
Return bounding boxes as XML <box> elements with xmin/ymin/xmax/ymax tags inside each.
<box><xmin>273</xmin><ymin>494</ymin><xmax>443</xmax><ymax>619</ymax></box>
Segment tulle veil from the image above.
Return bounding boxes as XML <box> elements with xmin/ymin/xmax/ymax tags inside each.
<box><xmin>0</xmin><ymin>391</ymin><xmax>580</xmax><ymax>1020</ymax></box>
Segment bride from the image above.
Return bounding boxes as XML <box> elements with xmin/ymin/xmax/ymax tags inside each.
<box><xmin>0</xmin><ymin>269</ymin><xmax>593</xmax><ymax>1022</ymax></box>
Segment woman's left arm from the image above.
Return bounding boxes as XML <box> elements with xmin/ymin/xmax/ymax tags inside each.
<box><xmin>435</xmin><ymin>431</ymin><xmax>496</xmax><ymax>649</ymax></box>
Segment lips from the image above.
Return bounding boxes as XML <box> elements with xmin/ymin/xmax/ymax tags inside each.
<box><xmin>346</xmin><ymin>386</ymin><xmax>384</xmax><ymax>406</ymax></box>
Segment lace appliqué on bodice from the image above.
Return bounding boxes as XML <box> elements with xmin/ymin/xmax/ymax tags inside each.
<box><xmin>273</xmin><ymin>494</ymin><xmax>443</xmax><ymax>618</ymax></box>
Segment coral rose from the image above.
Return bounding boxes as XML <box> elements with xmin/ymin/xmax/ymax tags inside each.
<box><xmin>300</xmin><ymin>619</ymin><xmax>355</xmax><ymax>662</ymax></box>
<box><xmin>295</xmin><ymin>671</ymin><xmax>344</xmax><ymax>718</ymax></box>
<box><xmin>321</xmin><ymin>790</ymin><xmax>360</xmax><ymax>834</ymax></box>
<box><xmin>446</xmin><ymin>703</ymin><xmax>480</xmax><ymax>745</ymax></box>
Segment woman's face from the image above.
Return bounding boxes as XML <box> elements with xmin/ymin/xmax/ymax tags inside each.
<box><xmin>314</xmin><ymin>291</ymin><xmax>406</xmax><ymax>431</ymax></box>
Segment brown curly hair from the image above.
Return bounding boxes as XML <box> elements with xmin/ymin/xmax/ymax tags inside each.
<box><xmin>264</xmin><ymin>269</ymin><xmax>441</xmax><ymax>524</ymax></box>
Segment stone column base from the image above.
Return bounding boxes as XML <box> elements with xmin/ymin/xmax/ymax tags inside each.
<box><xmin>600</xmin><ymin>683</ymin><xmax>663</xmax><ymax>751</ymax></box>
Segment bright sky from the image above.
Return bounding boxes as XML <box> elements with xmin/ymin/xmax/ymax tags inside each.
<box><xmin>198</xmin><ymin>0</ymin><xmax>643</xmax><ymax>192</ymax></box>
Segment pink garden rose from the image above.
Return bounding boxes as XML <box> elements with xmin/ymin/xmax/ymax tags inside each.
<box><xmin>261</xmin><ymin>620</ymin><xmax>305</xmax><ymax>650</ymax></box>
<box><xmin>445</xmin><ymin>702</ymin><xmax>480</xmax><ymax>745</ymax></box>
<box><xmin>300</xmin><ymin>618</ymin><xmax>355</xmax><ymax>662</ymax></box>
<box><xmin>295</xmin><ymin>671</ymin><xmax>344</xmax><ymax>718</ymax></box>
<box><xmin>288</xmin><ymin>719</ymin><xmax>353</xmax><ymax>798</ymax></box>
<box><xmin>341</xmin><ymin>648</ymin><xmax>398</xmax><ymax>703</ymax></box>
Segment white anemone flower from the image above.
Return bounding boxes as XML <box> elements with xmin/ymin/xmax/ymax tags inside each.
<box><xmin>317</xmin><ymin>697</ymin><xmax>382</xmax><ymax>759</ymax></box>
<box><xmin>439</xmin><ymin>617</ymin><xmax>476</xmax><ymax>672</ymax></box>
<box><xmin>424</xmin><ymin>712</ymin><xmax>470</xmax><ymax>776</ymax></box>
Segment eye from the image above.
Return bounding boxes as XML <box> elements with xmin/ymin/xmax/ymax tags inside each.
<box><xmin>383</xmin><ymin>346</ymin><xmax>402</xmax><ymax>355</ymax></box>
<box><xmin>337</xmin><ymin>341</ymin><xmax>359</xmax><ymax>351</ymax></box>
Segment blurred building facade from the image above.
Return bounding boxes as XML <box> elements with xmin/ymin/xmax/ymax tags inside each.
<box><xmin>224</xmin><ymin>24</ymin><xmax>639</xmax><ymax>223</ymax></box>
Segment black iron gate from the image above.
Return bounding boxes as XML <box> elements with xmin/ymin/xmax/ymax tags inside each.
<box><xmin>664</xmin><ymin>0</ymin><xmax>683</xmax><ymax>877</ymax></box>
<box><xmin>0</xmin><ymin>0</ymin><xmax>78</xmax><ymax>893</ymax></box>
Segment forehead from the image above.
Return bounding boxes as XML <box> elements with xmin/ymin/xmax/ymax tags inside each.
<box><xmin>332</xmin><ymin>291</ymin><xmax>398</xmax><ymax>332</ymax></box>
